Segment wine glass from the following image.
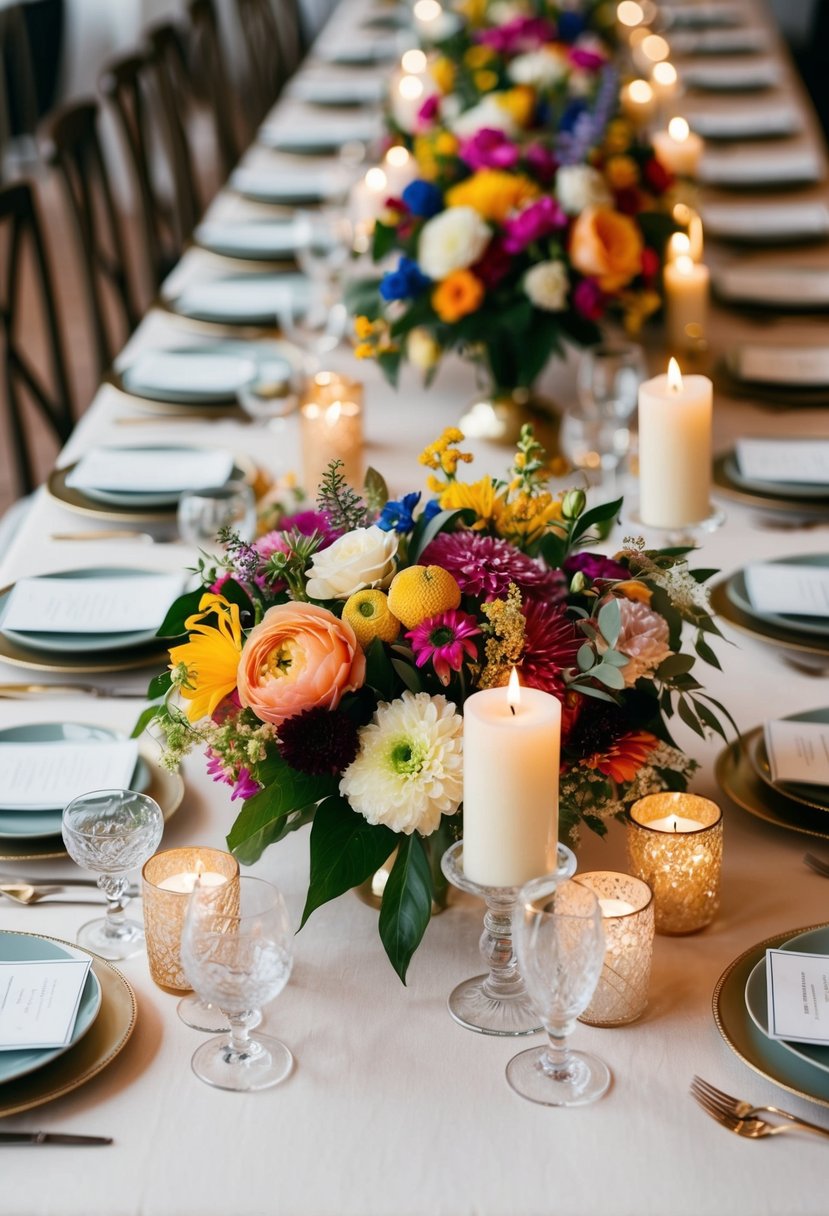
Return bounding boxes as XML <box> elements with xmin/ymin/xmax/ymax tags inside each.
<box><xmin>177</xmin><ymin>480</ymin><xmax>256</xmax><ymax>547</ymax></box>
<box><xmin>560</xmin><ymin>342</ymin><xmax>648</xmax><ymax>491</ymax></box>
<box><xmin>62</xmin><ymin>790</ymin><xmax>164</xmax><ymax>960</ymax></box>
<box><xmin>180</xmin><ymin>876</ymin><xmax>294</xmax><ymax>1091</ymax></box>
<box><xmin>506</xmin><ymin>876</ymin><xmax>610</xmax><ymax>1107</ymax></box>
<box><xmin>279</xmin><ymin>210</ymin><xmax>354</xmax><ymax>363</ymax></box>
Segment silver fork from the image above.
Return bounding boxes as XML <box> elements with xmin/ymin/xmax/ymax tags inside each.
<box><xmin>804</xmin><ymin>852</ymin><xmax>829</xmax><ymax>878</ymax></box>
<box><xmin>690</xmin><ymin>1076</ymin><xmax>829</xmax><ymax>1141</ymax></box>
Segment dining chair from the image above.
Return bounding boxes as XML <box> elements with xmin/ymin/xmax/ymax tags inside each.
<box><xmin>0</xmin><ymin>5</ymin><xmax>39</xmax><ymax>175</ymax></box>
<box><xmin>188</xmin><ymin>0</ymin><xmax>242</xmax><ymax>178</ymax></box>
<box><xmin>0</xmin><ymin>179</ymin><xmax>74</xmax><ymax>496</ymax></box>
<box><xmin>235</xmin><ymin>0</ymin><xmax>292</xmax><ymax>127</ymax></box>
<box><xmin>146</xmin><ymin>21</ymin><xmax>203</xmax><ymax>226</ymax></box>
<box><xmin>44</xmin><ymin>98</ymin><xmax>141</xmax><ymax>376</ymax></box>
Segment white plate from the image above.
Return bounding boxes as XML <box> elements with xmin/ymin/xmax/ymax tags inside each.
<box><xmin>121</xmin><ymin>349</ymin><xmax>258</xmax><ymax>403</ymax></box>
<box><xmin>701</xmin><ymin>202</ymin><xmax>829</xmax><ymax>243</ymax></box>
<box><xmin>745</xmin><ymin>926</ymin><xmax>829</xmax><ymax>1077</ymax></box>
<box><xmin>688</xmin><ymin>106</ymin><xmax>801</xmax><ymax>140</ymax></box>
<box><xmin>260</xmin><ymin>116</ymin><xmax>381</xmax><ymax>155</ymax></box>
<box><xmin>699</xmin><ymin>150</ymin><xmax>823</xmax><ymax>189</ymax></box>
<box><xmin>714</xmin><ymin>266</ymin><xmax>829</xmax><ymax>308</ymax></box>
<box><xmin>231</xmin><ymin>166</ymin><xmax>350</xmax><ymax>206</ymax></box>
<box><xmin>167</xmin><ymin>274</ymin><xmax>311</xmax><ymax>326</ymax></box>
<box><xmin>194</xmin><ymin>220</ymin><xmax>302</xmax><ymax>261</ymax></box>
<box><xmin>286</xmin><ymin>76</ymin><xmax>386</xmax><ymax>106</ymax></box>
<box><xmin>66</xmin><ymin>446</ymin><xmax>236</xmax><ymax>508</ymax></box>
<box><xmin>682</xmin><ymin>60</ymin><xmax>780</xmax><ymax>91</ymax></box>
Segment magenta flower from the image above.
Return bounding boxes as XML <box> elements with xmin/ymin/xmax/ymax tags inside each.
<box><xmin>460</xmin><ymin>128</ymin><xmax>520</xmax><ymax>172</ymax></box>
<box><xmin>568</xmin><ymin>47</ymin><xmax>605</xmax><ymax>71</ymax></box>
<box><xmin>475</xmin><ymin>16</ymin><xmax>557</xmax><ymax>54</ymax></box>
<box><xmin>419</xmin><ymin>533</ymin><xmax>567</xmax><ymax>602</ymax></box>
<box><xmin>524</xmin><ymin>142</ymin><xmax>558</xmax><ymax>184</ymax></box>
<box><xmin>416</xmin><ymin>94</ymin><xmax>440</xmax><ymax>129</ymax></box>
<box><xmin>520</xmin><ymin>599</ymin><xmax>582</xmax><ymax>698</ymax></box>
<box><xmin>564</xmin><ymin>552</ymin><xmax>629</xmax><ymax>582</ymax></box>
<box><xmin>407</xmin><ymin>610</ymin><xmax>481</xmax><ymax>686</ymax></box>
<box><xmin>205</xmin><ymin>750</ymin><xmax>261</xmax><ymax>802</ymax></box>
<box><xmin>573</xmin><ymin>277</ymin><xmax>606</xmax><ymax>321</ymax></box>
<box><xmin>503</xmin><ymin>196</ymin><xmax>567</xmax><ymax>254</ymax></box>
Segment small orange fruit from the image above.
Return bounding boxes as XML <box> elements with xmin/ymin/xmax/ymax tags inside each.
<box><xmin>342</xmin><ymin>590</ymin><xmax>400</xmax><ymax>649</ymax></box>
<box><xmin>387</xmin><ymin>565</ymin><xmax>461</xmax><ymax>630</ymax></box>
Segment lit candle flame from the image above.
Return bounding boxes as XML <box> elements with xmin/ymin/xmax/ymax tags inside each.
<box><xmin>628</xmin><ymin>79</ymin><xmax>653</xmax><ymax>104</ymax></box>
<box><xmin>669</xmin><ymin>232</ymin><xmax>691</xmax><ymax>260</ymax></box>
<box><xmin>642</xmin><ymin>33</ymin><xmax>670</xmax><ymax>62</ymax></box>
<box><xmin>398</xmin><ymin>75</ymin><xmax>424</xmax><ymax>102</ymax></box>
<box><xmin>401</xmin><ymin>48</ymin><xmax>427</xmax><ymax>74</ymax></box>
<box><xmin>385</xmin><ymin>145</ymin><xmax>410</xmax><ymax>168</ymax></box>
<box><xmin>364</xmin><ymin>167</ymin><xmax>388</xmax><ymax>193</ymax></box>
<box><xmin>653</xmin><ymin>61</ymin><xmax>677</xmax><ymax>87</ymax></box>
<box><xmin>324</xmin><ymin>401</ymin><xmax>343</xmax><ymax>427</ymax></box>
<box><xmin>668</xmin><ymin>116</ymin><xmax>690</xmax><ymax>143</ymax></box>
<box><xmin>674</xmin><ymin>254</ymin><xmax>694</xmax><ymax>277</ymax></box>
<box><xmin>667</xmin><ymin>357</ymin><xmax>683</xmax><ymax>392</ymax></box>
<box><xmin>413</xmin><ymin>0</ymin><xmax>442</xmax><ymax>19</ymax></box>
<box><xmin>507</xmin><ymin>667</ymin><xmax>521</xmax><ymax>715</ymax></box>
<box><xmin>617</xmin><ymin>1</ymin><xmax>644</xmax><ymax>27</ymax></box>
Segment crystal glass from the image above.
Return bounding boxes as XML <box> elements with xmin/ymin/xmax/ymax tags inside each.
<box><xmin>279</xmin><ymin>209</ymin><xmax>354</xmax><ymax>363</ymax></box>
<box><xmin>62</xmin><ymin>789</ymin><xmax>164</xmax><ymax>960</ymax></box>
<box><xmin>507</xmin><ymin>876</ymin><xmax>610</xmax><ymax>1106</ymax></box>
<box><xmin>574</xmin><ymin>871</ymin><xmax>654</xmax><ymax>1027</ymax></box>
<box><xmin>180</xmin><ymin>876</ymin><xmax>294</xmax><ymax>1091</ymax></box>
<box><xmin>177</xmin><ymin>480</ymin><xmax>256</xmax><ymax>547</ymax></box>
<box><xmin>560</xmin><ymin>342</ymin><xmax>648</xmax><ymax>489</ymax></box>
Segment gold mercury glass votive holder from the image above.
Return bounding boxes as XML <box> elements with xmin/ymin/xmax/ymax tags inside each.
<box><xmin>626</xmin><ymin>793</ymin><xmax>723</xmax><ymax>935</ymax></box>
<box><xmin>142</xmin><ymin>847</ymin><xmax>240</xmax><ymax>992</ymax></box>
<box><xmin>575</xmin><ymin>871</ymin><xmax>654</xmax><ymax>1027</ymax></box>
<box><xmin>300</xmin><ymin>371</ymin><xmax>363</xmax><ymax>492</ymax></box>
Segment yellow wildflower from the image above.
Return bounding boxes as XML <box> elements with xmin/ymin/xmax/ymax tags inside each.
<box><xmin>621</xmin><ymin>288</ymin><xmax>662</xmax><ymax>335</ymax></box>
<box><xmin>431</xmin><ymin>56</ymin><xmax>455</xmax><ymax>94</ymax></box>
<box><xmin>446</xmin><ymin>169</ymin><xmax>539</xmax><ymax>223</ymax></box>
<box><xmin>354</xmin><ymin>315</ymin><xmax>374</xmax><ymax>340</ymax></box>
<box><xmin>419</xmin><ymin>428</ymin><xmax>474</xmax><ymax>483</ymax></box>
<box><xmin>168</xmin><ymin>594</ymin><xmax>244</xmax><ymax>723</ymax></box>
<box><xmin>464</xmin><ymin>44</ymin><xmax>493</xmax><ymax>69</ymax></box>
<box><xmin>354</xmin><ymin>343</ymin><xmax>375</xmax><ymax>359</ymax></box>
<box><xmin>474</xmin><ymin>69</ymin><xmax>499</xmax><ymax>92</ymax></box>
<box><xmin>498</xmin><ymin>86</ymin><xmax>535</xmax><ymax>128</ymax></box>
<box><xmin>439</xmin><ymin>476</ymin><xmax>507</xmax><ymax>529</ymax></box>
<box><xmin>434</xmin><ymin>131</ymin><xmax>459</xmax><ymax>157</ymax></box>
<box><xmin>497</xmin><ymin>491</ymin><xmax>565</xmax><ymax>547</ymax></box>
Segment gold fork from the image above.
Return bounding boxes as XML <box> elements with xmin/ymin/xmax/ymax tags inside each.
<box><xmin>690</xmin><ymin>1076</ymin><xmax>829</xmax><ymax>1141</ymax></box>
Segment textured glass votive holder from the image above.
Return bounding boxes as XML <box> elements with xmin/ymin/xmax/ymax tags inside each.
<box><xmin>142</xmin><ymin>848</ymin><xmax>240</xmax><ymax>992</ymax></box>
<box><xmin>575</xmin><ymin>872</ymin><xmax>654</xmax><ymax>1026</ymax></box>
<box><xmin>626</xmin><ymin>793</ymin><xmax>723</xmax><ymax>935</ymax></box>
<box><xmin>300</xmin><ymin>371</ymin><xmax>363</xmax><ymax>491</ymax></box>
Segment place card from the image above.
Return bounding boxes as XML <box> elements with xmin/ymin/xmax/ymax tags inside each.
<box><xmin>681</xmin><ymin>60</ymin><xmax>780</xmax><ymax>91</ymax></box>
<box><xmin>0</xmin><ymin>957</ymin><xmax>92</xmax><ymax>1050</ymax></box>
<box><xmin>701</xmin><ymin>202</ymin><xmax>829</xmax><ymax>241</ymax></box>
<box><xmin>688</xmin><ymin>104</ymin><xmax>801</xmax><ymax>140</ymax></box>
<box><xmin>715</xmin><ymin>266</ymin><xmax>829</xmax><ymax>307</ymax></box>
<box><xmin>0</xmin><ymin>738</ymin><xmax>139</xmax><ymax>810</ymax></box>
<box><xmin>1</xmin><ymin>573</ymin><xmax>184</xmax><ymax>634</ymax></box>
<box><xmin>698</xmin><ymin>149</ymin><xmax>823</xmax><ymax>188</ymax></box>
<box><xmin>736</xmin><ymin>439</ymin><xmax>829</xmax><ymax>484</ymax></box>
<box><xmin>766</xmin><ymin>949</ymin><xmax>829</xmax><ymax>1045</ymax></box>
<box><xmin>732</xmin><ymin>344</ymin><xmax>829</xmax><ymax>385</ymax></box>
<box><xmin>764</xmin><ymin>720</ymin><xmax>829</xmax><ymax>787</ymax></box>
<box><xmin>744</xmin><ymin>563</ymin><xmax>829</xmax><ymax>617</ymax></box>
<box><xmin>67</xmin><ymin>449</ymin><xmax>234</xmax><ymax>494</ymax></box>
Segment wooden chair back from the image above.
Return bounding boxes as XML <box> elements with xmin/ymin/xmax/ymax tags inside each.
<box><xmin>188</xmin><ymin>0</ymin><xmax>241</xmax><ymax>178</ymax></box>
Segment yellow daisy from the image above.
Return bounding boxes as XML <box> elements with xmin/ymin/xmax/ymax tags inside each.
<box><xmin>439</xmin><ymin>476</ymin><xmax>507</xmax><ymax>530</ymax></box>
<box><xmin>168</xmin><ymin>593</ymin><xmax>244</xmax><ymax>722</ymax></box>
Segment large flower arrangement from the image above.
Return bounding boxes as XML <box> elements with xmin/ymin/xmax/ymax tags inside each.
<box><xmin>142</xmin><ymin>428</ymin><xmax>730</xmax><ymax>982</ymax></box>
<box><xmin>349</xmin><ymin>76</ymin><xmax>675</xmax><ymax>394</ymax></box>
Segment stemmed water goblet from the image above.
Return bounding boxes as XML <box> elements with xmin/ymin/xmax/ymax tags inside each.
<box><xmin>560</xmin><ymin>341</ymin><xmax>648</xmax><ymax>492</ymax></box>
<box><xmin>180</xmin><ymin>876</ymin><xmax>294</xmax><ymax>1091</ymax></box>
<box><xmin>61</xmin><ymin>789</ymin><xmax>164</xmax><ymax>960</ymax></box>
<box><xmin>507</xmin><ymin>876</ymin><xmax>610</xmax><ymax>1107</ymax></box>
<box><xmin>278</xmin><ymin>209</ymin><xmax>354</xmax><ymax>364</ymax></box>
<box><xmin>176</xmin><ymin>480</ymin><xmax>256</xmax><ymax>547</ymax></box>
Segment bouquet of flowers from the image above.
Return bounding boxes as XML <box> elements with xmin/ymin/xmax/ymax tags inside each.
<box><xmin>142</xmin><ymin>428</ymin><xmax>730</xmax><ymax>982</ymax></box>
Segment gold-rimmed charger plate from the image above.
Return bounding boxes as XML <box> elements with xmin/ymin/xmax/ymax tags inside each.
<box><xmin>713</xmin><ymin>454</ymin><xmax>829</xmax><ymax>518</ymax></box>
<box><xmin>710</xmin><ymin>579</ymin><xmax>829</xmax><ymax>662</ymax></box>
<box><xmin>0</xmin><ymin>739</ymin><xmax>185</xmax><ymax>862</ymax></box>
<box><xmin>715</xmin><ymin>736</ymin><xmax>829</xmax><ymax>841</ymax></box>
<box><xmin>713</xmin><ymin>923</ymin><xmax>829</xmax><ymax>1109</ymax></box>
<box><xmin>748</xmin><ymin>719</ymin><xmax>829</xmax><ymax>816</ymax></box>
<box><xmin>0</xmin><ymin>933</ymin><xmax>137</xmax><ymax>1117</ymax></box>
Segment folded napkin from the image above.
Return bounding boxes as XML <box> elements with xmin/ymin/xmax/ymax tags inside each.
<box><xmin>67</xmin><ymin>447</ymin><xmax>235</xmax><ymax>494</ymax></box>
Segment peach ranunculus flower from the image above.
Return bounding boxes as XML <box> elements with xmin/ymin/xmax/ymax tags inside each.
<box><xmin>569</xmin><ymin>206</ymin><xmax>644</xmax><ymax>293</ymax></box>
<box><xmin>432</xmin><ymin>269</ymin><xmax>485</xmax><ymax>323</ymax></box>
<box><xmin>237</xmin><ymin>602</ymin><xmax>365</xmax><ymax>728</ymax></box>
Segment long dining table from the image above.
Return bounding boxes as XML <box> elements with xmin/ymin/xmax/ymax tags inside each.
<box><xmin>2</xmin><ymin>1</ymin><xmax>829</xmax><ymax>1213</ymax></box>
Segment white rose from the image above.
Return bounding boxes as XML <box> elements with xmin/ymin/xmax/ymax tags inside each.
<box><xmin>524</xmin><ymin>261</ymin><xmax>570</xmax><ymax>311</ymax></box>
<box><xmin>417</xmin><ymin>206</ymin><xmax>491</xmax><ymax>280</ymax></box>
<box><xmin>305</xmin><ymin>526</ymin><xmax>398</xmax><ymax>600</ymax></box>
<box><xmin>508</xmin><ymin>48</ymin><xmax>568</xmax><ymax>88</ymax></box>
<box><xmin>556</xmin><ymin>164</ymin><xmax>611</xmax><ymax>216</ymax></box>
<box><xmin>450</xmin><ymin>94</ymin><xmax>519</xmax><ymax>138</ymax></box>
<box><xmin>487</xmin><ymin>1</ymin><xmax>525</xmax><ymax>22</ymax></box>
<box><xmin>407</xmin><ymin>327</ymin><xmax>441</xmax><ymax>371</ymax></box>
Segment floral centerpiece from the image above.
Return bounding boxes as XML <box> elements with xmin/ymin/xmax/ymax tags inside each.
<box><xmin>141</xmin><ymin>428</ymin><xmax>730</xmax><ymax>982</ymax></box>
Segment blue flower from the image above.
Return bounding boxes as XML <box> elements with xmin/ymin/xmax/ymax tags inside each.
<box><xmin>377</xmin><ymin>491</ymin><xmax>421</xmax><ymax>533</ymax></box>
<box><xmin>557</xmin><ymin>11</ymin><xmax>586</xmax><ymax>42</ymax></box>
<box><xmin>422</xmin><ymin>499</ymin><xmax>442</xmax><ymax>524</ymax></box>
<box><xmin>402</xmin><ymin>179</ymin><xmax>443</xmax><ymax>218</ymax></box>
<box><xmin>559</xmin><ymin>99</ymin><xmax>587</xmax><ymax>135</ymax></box>
<box><xmin>379</xmin><ymin>256</ymin><xmax>431</xmax><ymax>302</ymax></box>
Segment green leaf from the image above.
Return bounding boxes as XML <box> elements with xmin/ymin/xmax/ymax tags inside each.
<box><xmin>228</xmin><ymin>764</ymin><xmax>339</xmax><ymax>865</ymax></box>
<box><xmin>691</xmin><ymin>696</ymin><xmax>727</xmax><ymax>740</ymax></box>
<box><xmin>694</xmin><ymin>634</ymin><xmax>721</xmax><ymax>669</ymax></box>
<box><xmin>601</xmin><ymin>649</ymin><xmax>628</xmax><ymax>668</ymax></box>
<box><xmin>656</xmin><ymin>653</ymin><xmax>695</xmax><ymax>680</ymax></box>
<box><xmin>378</xmin><ymin>833</ymin><xmax>433</xmax><ymax>984</ymax></box>
<box><xmin>391</xmin><ymin>657</ymin><xmax>423</xmax><ymax>694</ymax></box>
<box><xmin>677</xmin><ymin>695</ymin><xmax>706</xmax><ymax>739</ymax></box>
<box><xmin>343</xmin><ymin>276</ymin><xmax>383</xmax><ymax>319</ymax></box>
<box><xmin>411</xmin><ymin>508</ymin><xmax>466</xmax><ymax>562</ymax></box>
<box><xmin>156</xmin><ymin>588</ymin><xmax>203</xmax><ymax>638</ymax></box>
<box><xmin>539</xmin><ymin>531</ymin><xmax>567</xmax><ymax>569</ymax></box>
<box><xmin>567</xmin><ymin>681</ymin><xmax>616</xmax><ymax>703</ymax></box>
<box><xmin>364</xmin><ymin>467</ymin><xmax>389</xmax><ymax>514</ymax></box>
<box><xmin>301</xmin><ymin>797</ymin><xmax>397</xmax><ymax>927</ymax></box>
<box><xmin>576</xmin><ymin>642</ymin><xmax>594</xmax><ymax>672</ymax></box>
<box><xmin>688</xmin><ymin>567</ymin><xmax>719</xmax><ymax>585</ymax></box>
<box><xmin>364</xmin><ymin>636</ymin><xmax>398</xmax><ymax>701</ymax></box>
<box><xmin>372</xmin><ymin>222</ymin><xmax>399</xmax><ymax>262</ymax></box>
<box><xmin>597</xmin><ymin>598</ymin><xmax>621</xmax><ymax>647</ymax></box>
<box><xmin>147</xmin><ymin>670</ymin><xmax>173</xmax><ymax>700</ymax></box>
<box><xmin>571</xmin><ymin>498</ymin><xmax>623</xmax><ymax>545</ymax></box>
<box><xmin>219</xmin><ymin>578</ymin><xmax>255</xmax><ymax>618</ymax></box>
<box><xmin>131</xmin><ymin>703</ymin><xmax>162</xmax><ymax>739</ymax></box>
<box><xmin>591</xmin><ymin>663</ymin><xmax>626</xmax><ymax>690</ymax></box>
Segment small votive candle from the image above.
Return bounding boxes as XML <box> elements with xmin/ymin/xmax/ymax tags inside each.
<box><xmin>142</xmin><ymin>847</ymin><xmax>239</xmax><ymax>991</ymax></box>
<box><xmin>620</xmin><ymin>79</ymin><xmax>656</xmax><ymax>127</ymax></box>
<box><xmin>300</xmin><ymin>372</ymin><xmax>363</xmax><ymax>492</ymax></box>
<box><xmin>652</xmin><ymin>117</ymin><xmax>704</xmax><ymax>178</ymax></box>
<box><xmin>626</xmin><ymin>793</ymin><xmax>723</xmax><ymax>935</ymax></box>
<box><xmin>576</xmin><ymin>872</ymin><xmax>655</xmax><ymax>1026</ymax></box>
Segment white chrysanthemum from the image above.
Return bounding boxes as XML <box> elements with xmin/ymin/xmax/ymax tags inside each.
<box><xmin>340</xmin><ymin>691</ymin><xmax>463</xmax><ymax>835</ymax></box>
<box><xmin>555</xmin><ymin>164</ymin><xmax>611</xmax><ymax>216</ymax></box>
<box><xmin>417</xmin><ymin>206</ymin><xmax>492</xmax><ymax>280</ymax></box>
<box><xmin>450</xmin><ymin>95</ymin><xmax>519</xmax><ymax>138</ymax></box>
<box><xmin>508</xmin><ymin>48</ymin><xmax>568</xmax><ymax>88</ymax></box>
<box><xmin>615</xmin><ymin>598</ymin><xmax>672</xmax><ymax>686</ymax></box>
<box><xmin>524</xmin><ymin>260</ymin><xmax>569</xmax><ymax>311</ymax></box>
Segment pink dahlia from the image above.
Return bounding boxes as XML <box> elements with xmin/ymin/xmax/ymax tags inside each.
<box><xmin>407</xmin><ymin>610</ymin><xmax>481</xmax><ymax>686</ymax></box>
<box><xmin>520</xmin><ymin>599</ymin><xmax>582</xmax><ymax>697</ymax></box>
<box><xmin>419</xmin><ymin>533</ymin><xmax>566</xmax><ymax>601</ymax></box>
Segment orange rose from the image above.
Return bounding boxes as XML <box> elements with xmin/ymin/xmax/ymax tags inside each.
<box><xmin>237</xmin><ymin>602</ymin><xmax>365</xmax><ymax>728</ymax></box>
<box><xmin>432</xmin><ymin>269</ymin><xmax>484</xmax><ymax>323</ymax></box>
<box><xmin>569</xmin><ymin>206</ymin><xmax>643</xmax><ymax>293</ymax></box>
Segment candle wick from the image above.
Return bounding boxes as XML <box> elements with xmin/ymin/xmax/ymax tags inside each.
<box><xmin>510</xmin><ymin>704</ymin><xmax>516</xmax><ymax>716</ymax></box>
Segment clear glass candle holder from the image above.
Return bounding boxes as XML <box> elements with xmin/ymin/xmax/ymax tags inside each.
<box><xmin>574</xmin><ymin>872</ymin><xmax>655</xmax><ymax>1026</ymax></box>
<box><xmin>142</xmin><ymin>848</ymin><xmax>240</xmax><ymax>992</ymax></box>
<box><xmin>300</xmin><ymin>371</ymin><xmax>363</xmax><ymax>492</ymax></box>
<box><xmin>626</xmin><ymin>793</ymin><xmax>723</xmax><ymax>935</ymax></box>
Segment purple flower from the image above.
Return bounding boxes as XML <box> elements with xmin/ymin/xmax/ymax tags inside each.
<box><xmin>573</xmin><ymin>277</ymin><xmax>605</xmax><ymax>322</ymax></box>
<box><xmin>459</xmin><ymin>128</ymin><xmax>520</xmax><ymax>172</ymax></box>
<box><xmin>565</xmin><ymin>552</ymin><xmax>629</xmax><ymax>582</ymax></box>
<box><xmin>402</xmin><ymin>179</ymin><xmax>443</xmax><ymax>218</ymax></box>
<box><xmin>419</xmin><ymin>532</ymin><xmax>566</xmax><ymax>601</ymax></box>
<box><xmin>475</xmin><ymin>16</ymin><xmax>556</xmax><ymax>54</ymax></box>
<box><xmin>278</xmin><ymin>510</ymin><xmax>340</xmax><ymax>548</ymax></box>
<box><xmin>380</xmin><ymin>256</ymin><xmax>431</xmax><ymax>301</ymax></box>
<box><xmin>503</xmin><ymin>196</ymin><xmax>567</xmax><ymax>254</ymax></box>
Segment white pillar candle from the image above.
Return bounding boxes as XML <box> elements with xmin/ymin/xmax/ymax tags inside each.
<box><xmin>637</xmin><ymin>358</ymin><xmax>712</xmax><ymax>527</ymax></box>
<box><xmin>413</xmin><ymin>0</ymin><xmax>462</xmax><ymax>43</ymax></box>
<box><xmin>157</xmin><ymin>869</ymin><xmax>228</xmax><ymax>893</ymax></box>
<box><xmin>383</xmin><ymin>146</ymin><xmax>418</xmax><ymax>197</ymax></box>
<box><xmin>620</xmin><ymin>79</ymin><xmax>656</xmax><ymax>127</ymax></box>
<box><xmin>653</xmin><ymin>118</ymin><xmax>704</xmax><ymax>177</ymax></box>
<box><xmin>645</xmin><ymin>814</ymin><xmax>706</xmax><ymax>833</ymax></box>
<box><xmin>651</xmin><ymin>61</ymin><xmax>678</xmax><ymax>105</ymax></box>
<box><xmin>463</xmin><ymin>670</ymin><xmax>561</xmax><ymax>888</ymax></box>
<box><xmin>664</xmin><ymin>254</ymin><xmax>710</xmax><ymax>351</ymax></box>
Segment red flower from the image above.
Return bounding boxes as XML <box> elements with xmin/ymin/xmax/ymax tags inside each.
<box><xmin>643</xmin><ymin>157</ymin><xmax>673</xmax><ymax>194</ymax></box>
<box><xmin>583</xmin><ymin>729</ymin><xmax>659</xmax><ymax>784</ymax></box>
<box><xmin>641</xmin><ymin>247</ymin><xmax>660</xmax><ymax>281</ymax></box>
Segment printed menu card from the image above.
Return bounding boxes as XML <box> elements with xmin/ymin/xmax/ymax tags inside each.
<box><xmin>764</xmin><ymin>720</ymin><xmax>829</xmax><ymax>788</ymax></box>
<box><xmin>0</xmin><ymin>738</ymin><xmax>139</xmax><ymax>810</ymax></box>
<box><xmin>766</xmin><ymin>950</ymin><xmax>829</xmax><ymax>1045</ymax></box>
<box><xmin>1</xmin><ymin>573</ymin><xmax>183</xmax><ymax>634</ymax></box>
<box><xmin>0</xmin><ymin>956</ymin><xmax>92</xmax><ymax>1050</ymax></box>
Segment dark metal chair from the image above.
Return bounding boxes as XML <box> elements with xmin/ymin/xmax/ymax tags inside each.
<box><xmin>188</xmin><ymin>0</ymin><xmax>243</xmax><ymax>178</ymax></box>
<box><xmin>0</xmin><ymin>179</ymin><xmax>74</xmax><ymax>495</ymax></box>
<box><xmin>45</xmin><ymin>98</ymin><xmax>141</xmax><ymax>376</ymax></box>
